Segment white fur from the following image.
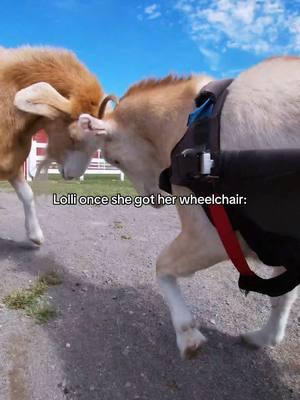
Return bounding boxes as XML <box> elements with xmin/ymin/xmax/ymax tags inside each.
<box><xmin>242</xmin><ymin>267</ymin><xmax>298</xmax><ymax>347</ymax></box>
<box><xmin>9</xmin><ymin>175</ymin><xmax>44</xmax><ymax>244</ymax></box>
<box><xmin>221</xmin><ymin>58</ymin><xmax>300</xmax><ymax>150</ymax></box>
<box><xmin>158</xmin><ymin>275</ymin><xmax>207</xmax><ymax>358</ymax></box>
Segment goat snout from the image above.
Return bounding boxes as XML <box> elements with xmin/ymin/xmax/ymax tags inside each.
<box><xmin>60</xmin><ymin>167</ymin><xmax>74</xmax><ymax>181</ymax></box>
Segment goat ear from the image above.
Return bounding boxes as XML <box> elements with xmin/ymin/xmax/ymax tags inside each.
<box><xmin>14</xmin><ymin>82</ymin><xmax>71</xmax><ymax>119</ymax></box>
<box><xmin>78</xmin><ymin>114</ymin><xmax>109</xmax><ymax>137</ymax></box>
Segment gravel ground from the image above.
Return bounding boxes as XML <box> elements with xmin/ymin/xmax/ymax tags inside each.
<box><xmin>0</xmin><ymin>192</ymin><xmax>299</xmax><ymax>400</ymax></box>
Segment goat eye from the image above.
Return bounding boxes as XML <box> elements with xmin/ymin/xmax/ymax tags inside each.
<box><xmin>114</xmin><ymin>160</ymin><xmax>120</xmax><ymax>165</ymax></box>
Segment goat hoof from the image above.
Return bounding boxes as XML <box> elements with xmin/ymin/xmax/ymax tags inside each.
<box><xmin>28</xmin><ymin>229</ymin><xmax>44</xmax><ymax>245</ymax></box>
<box><xmin>177</xmin><ymin>328</ymin><xmax>207</xmax><ymax>360</ymax></box>
<box><xmin>241</xmin><ymin>330</ymin><xmax>283</xmax><ymax>349</ymax></box>
<box><xmin>183</xmin><ymin>343</ymin><xmax>202</xmax><ymax>360</ymax></box>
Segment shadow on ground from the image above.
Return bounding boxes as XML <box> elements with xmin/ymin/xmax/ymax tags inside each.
<box><xmin>0</xmin><ymin>238</ymin><xmax>298</xmax><ymax>400</ymax></box>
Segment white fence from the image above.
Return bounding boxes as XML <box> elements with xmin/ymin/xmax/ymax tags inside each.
<box><xmin>26</xmin><ymin>140</ymin><xmax>124</xmax><ymax>181</ymax></box>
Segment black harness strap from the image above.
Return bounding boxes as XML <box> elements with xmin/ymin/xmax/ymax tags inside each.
<box><xmin>159</xmin><ymin>79</ymin><xmax>300</xmax><ymax>297</ymax></box>
<box><xmin>161</xmin><ymin>79</ymin><xmax>233</xmax><ymax>191</ymax></box>
<box><xmin>194</xmin><ymin>78</ymin><xmax>233</xmax><ymax>174</ymax></box>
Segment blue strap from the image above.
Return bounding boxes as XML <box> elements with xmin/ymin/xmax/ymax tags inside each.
<box><xmin>187</xmin><ymin>98</ymin><xmax>214</xmax><ymax>126</ymax></box>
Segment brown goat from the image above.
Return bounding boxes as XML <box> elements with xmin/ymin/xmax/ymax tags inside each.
<box><xmin>0</xmin><ymin>46</ymin><xmax>104</xmax><ymax>244</ymax></box>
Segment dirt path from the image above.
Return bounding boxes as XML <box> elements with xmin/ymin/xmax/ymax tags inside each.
<box><xmin>0</xmin><ymin>192</ymin><xmax>299</xmax><ymax>400</ymax></box>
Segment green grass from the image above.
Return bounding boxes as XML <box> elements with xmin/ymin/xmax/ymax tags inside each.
<box><xmin>0</xmin><ymin>181</ymin><xmax>12</xmax><ymax>191</ymax></box>
<box><xmin>0</xmin><ymin>174</ymin><xmax>136</xmax><ymax>197</ymax></box>
<box><xmin>38</xmin><ymin>271</ymin><xmax>63</xmax><ymax>286</ymax></box>
<box><xmin>27</xmin><ymin>303</ymin><xmax>57</xmax><ymax>324</ymax></box>
<box><xmin>3</xmin><ymin>272</ymin><xmax>63</xmax><ymax>323</ymax></box>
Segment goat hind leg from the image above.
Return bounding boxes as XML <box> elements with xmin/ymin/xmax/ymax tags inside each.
<box><xmin>242</xmin><ymin>267</ymin><xmax>298</xmax><ymax>348</ymax></box>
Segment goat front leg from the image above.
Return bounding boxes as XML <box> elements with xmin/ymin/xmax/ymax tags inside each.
<box><xmin>157</xmin><ymin>202</ymin><xmax>228</xmax><ymax>359</ymax></box>
<box><xmin>242</xmin><ymin>267</ymin><xmax>298</xmax><ymax>348</ymax></box>
<box><xmin>9</xmin><ymin>169</ymin><xmax>44</xmax><ymax>245</ymax></box>
<box><xmin>157</xmin><ymin>273</ymin><xmax>207</xmax><ymax>359</ymax></box>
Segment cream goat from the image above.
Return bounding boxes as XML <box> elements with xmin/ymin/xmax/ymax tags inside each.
<box><xmin>76</xmin><ymin>57</ymin><xmax>299</xmax><ymax>358</ymax></box>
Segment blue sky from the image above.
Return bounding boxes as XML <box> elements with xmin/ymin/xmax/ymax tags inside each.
<box><xmin>1</xmin><ymin>0</ymin><xmax>299</xmax><ymax>96</ymax></box>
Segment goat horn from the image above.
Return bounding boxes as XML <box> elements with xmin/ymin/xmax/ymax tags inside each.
<box><xmin>98</xmin><ymin>94</ymin><xmax>119</xmax><ymax>118</ymax></box>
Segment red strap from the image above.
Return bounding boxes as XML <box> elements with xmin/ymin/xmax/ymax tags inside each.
<box><xmin>208</xmin><ymin>204</ymin><xmax>256</xmax><ymax>277</ymax></box>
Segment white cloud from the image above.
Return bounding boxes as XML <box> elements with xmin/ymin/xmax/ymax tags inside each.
<box><xmin>175</xmin><ymin>0</ymin><xmax>300</xmax><ymax>67</ymax></box>
<box><xmin>198</xmin><ymin>47</ymin><xmax>220</xmax><ymax>70</ymax></box>
<box><xmin>145</xmin><ymin>4</ymin><xmax>158</xmax><ymax>14</ymax></box>
<box><xmin>143</xmin><ymin>3</ymin><xmax>162</xmax><ymax>20</ymax></box>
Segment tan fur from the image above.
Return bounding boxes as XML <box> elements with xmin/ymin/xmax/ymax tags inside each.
<box><xmin>1</xmin><ymin>46</ymin><xmax>102</xmax><ymax>118</ymax></box>
<box><xmin>265</xmin><ymin>55</ymin><xmax>300</xmax><ymax>62</ymax></box>
<box><xmin>110</xmin><ymin>75</ymin><xmax>211</xmax><ymax>167</ymax></box>
<box><xmin>0</xmin><ymin>45</ymin><xmax>104</xmax><ymax>181</ymax></box>
<box><xmin>121</xmin><ymin>74</ymin><xmax>192</xmax><ymax>98</ymax></box>
<box><xmin>0</xmin><ymin>46</ymin><xmax>104</xmax><ymax>245</ymax></box>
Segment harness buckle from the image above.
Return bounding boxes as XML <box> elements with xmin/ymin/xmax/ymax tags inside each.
<box><xmin>174</xmin><ymin>148</ymin><xmax>216</xmax><ymax>180</ymax></box>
